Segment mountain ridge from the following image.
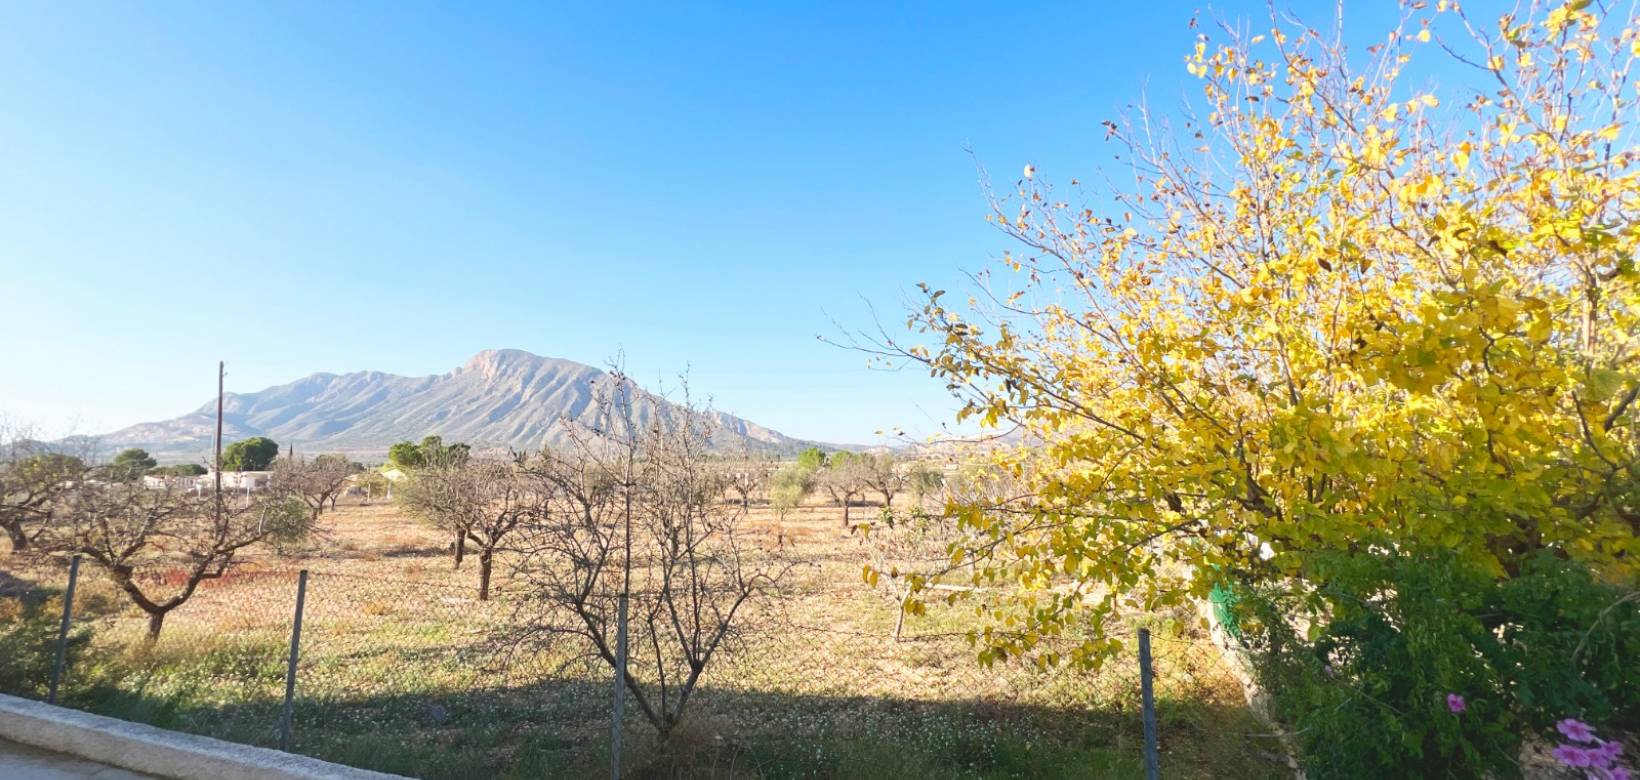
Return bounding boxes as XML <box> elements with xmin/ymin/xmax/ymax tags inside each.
<box><xmin>92</xmin><ymin>349</ymin><xmax>828</xmax><ymax>463</ymax></box>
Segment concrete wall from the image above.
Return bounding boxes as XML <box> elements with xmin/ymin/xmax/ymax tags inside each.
<box><xmin>0</xmin><ymin>694</ymin><xmax>406</xmax><ymax>780</ymax></box>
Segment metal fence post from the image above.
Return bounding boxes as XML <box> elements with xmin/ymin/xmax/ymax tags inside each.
<box><xmin>48</xmin><ymin>555</ymin><xmax>81</xmax><ymax>704</ymax></box>
<box><xmin>279</xmin><ymin>570</ymin><xmax>309</xmax><ymax>752</ymax></box>
<box><xmin>611</xmin><ymin>592</ymin><xmax>628</xmax><ymax>780</ymax></box>
<box><xmin>1138</xmin><ymin>627</ymin><xmax>1160</xmax><ymax>780</ymax></box>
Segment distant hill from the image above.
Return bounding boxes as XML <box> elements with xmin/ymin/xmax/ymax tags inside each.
<box><xmin>91</xmin><ymin>349</ymin><xmax>826</xmax><ymax>463</ymax></box>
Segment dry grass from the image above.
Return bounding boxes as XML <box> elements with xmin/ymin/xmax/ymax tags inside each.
<box><xmin>1</xmin><ymin>495</ymin><xmax>1280</xmax><ymax>779</ymax></box>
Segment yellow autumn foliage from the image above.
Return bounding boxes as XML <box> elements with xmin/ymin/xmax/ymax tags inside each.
<box><xmin>895</xmin><ymin>2</ymin><xmax>1640</xmax><ymax>666</ymax></box>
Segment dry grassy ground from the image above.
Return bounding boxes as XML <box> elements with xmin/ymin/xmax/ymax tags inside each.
<box><xmin>0</xmin><ymin>495</ymin><xmax>1282</xmax><ymax>779</ymax></box>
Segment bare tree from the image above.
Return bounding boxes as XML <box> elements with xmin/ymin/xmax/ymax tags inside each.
<box><xmin>859</xmin><ymin>508</ymin><xmax>963</xmax><ymax>639</ymax></box>
<box><xmin>906</xmin><ymin>461</ymin><xmax>946</xmax><ymax>509</ymax></box>
<box><xmin>41</xmin><ymin>483</ymin><xmax>308</xmax><ymax>638</ymax></box>
<box><xmin>272</xmin><ymin>454</ymin><xmax>356</xmax><ymax>523</ymax></box>
<box><xmin>720</xmin><ymin>457</ymin><xmax>772</xmax><ymax>509</ymax></box>
<box><xmin>506</xmin><ymin>373</ymin><xmax>793</xmax><ymax>739</ymax></box>
<box><xmin>0</xmin><ymin>422</ymin><xmax>88</xmax><ymax>553</ymax></box>
<box><xmin>407</xmin><ymin>458</ymin><xmax>528</xmax><ymax>600</ymax></box>
<box><xmin>819</xmin><ymin>452</ymin><xmax>872</xmax><ymax>528</ymax></box>
<box><xmin>863</xmin><ymin>453</ymin><xmax>905</xmax><ymax>508</ymax></box>
<box><xmin>396</xmin><ymin>447</ymin><xmax>482</xmax><ymax>570</ymax></box>
<box><xmin>353</xmin><ymin>469</ymin><xmax>390</xmax><ymax>502</ymax></box>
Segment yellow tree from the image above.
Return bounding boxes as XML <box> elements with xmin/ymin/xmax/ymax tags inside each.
<box><xmin>876</xmin><ymin>1</ymin><xmax>1640</xmax><ymax>667</ymax></box>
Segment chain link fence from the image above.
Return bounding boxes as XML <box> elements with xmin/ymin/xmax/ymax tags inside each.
<box><xmin>0</xmin><ymin>555</ymin><xmax>1276</xmax><ymax>778</ymax></box>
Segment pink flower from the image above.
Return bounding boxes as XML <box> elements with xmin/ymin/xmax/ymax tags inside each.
<box><xmin>1609</xmin><ymin>766</ymin><xmax>1631</xmax><ymax>780</ymax></box>
<box><xmin>1594</xmin><ymin>740</ymin><xmax>1624</xmax><ymax>762</ymax></box>
<box><xmin>1553</xmin><ymin>745</ymin><xmax>1594</xmax><ymax>768</ymax></box>
<box><xmin>1446</xmin><ymin>693</ymin><xmax>1466</xmax><ymax>713</ymax></box>
<box><xmin>1559</xmin><ymin>718</ymin><xmax>1597</xmax><ymax>743</ymax></box>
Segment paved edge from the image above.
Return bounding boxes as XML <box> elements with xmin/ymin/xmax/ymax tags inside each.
<box><xmin>0</xmin><ymin>694</ymin><xmax>408</xmax><ymax>780</ymax></box>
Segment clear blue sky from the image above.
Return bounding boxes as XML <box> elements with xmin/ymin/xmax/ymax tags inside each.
<box><xmin>0</xmin><ymin>1</ymin><xmax>1402</xmax><ymax>444</ymax></box>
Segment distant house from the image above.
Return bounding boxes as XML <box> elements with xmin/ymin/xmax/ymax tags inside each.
<box><xmin>141</xmin><ymin>474</ymin><xmax>206</xmax><ymax>491</ymax></box>
<box><xmin>202</xmin><ymin>469</ymin><xmax>274</xmax><ymax>493</ymax></box>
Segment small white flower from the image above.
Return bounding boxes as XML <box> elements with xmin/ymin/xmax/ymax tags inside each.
<box><xmin>1023</xmin><ymin>163</ymin><xmax>1036</xmax><ymax>179</ymax></box>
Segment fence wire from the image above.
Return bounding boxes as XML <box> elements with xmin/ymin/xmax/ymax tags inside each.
<box><xmin>1</xmin><ymin>555</ymin><xmax>1265</xmax><ymax>778</ymax></box>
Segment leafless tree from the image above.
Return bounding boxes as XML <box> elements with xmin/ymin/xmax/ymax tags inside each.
<box><xmin>396</xmin><ymin>448</ymin><xmax>484</xmax><ymax>570</ymax></box>
<box><xmin>719</xmin><ymin>456</ymin><xmax>772</xmax><ymax>509</ymax></box>
<box><xmin>272</xmin><ymin>454</ymin><xmax>356</xmax><ymax>523</ymax></box>
<box><xmin>0</xmin><ymin>422</ymin><xmax>88</xmax><ymax>553</ymax></box>
<box><xmin>819</xmin><ymin>452</ymin><xmax>872</xmax><ymax>528</ymax></box>
<box><xmin>863</xmin><ymin>453</ymin><xmax>905</xmax><ymax>508</ymax></box>
<box><xmin>401</xmin><ymin>457</ymin><xmax>528</xmax><ymax>600</ymax></box>
<box><xmin>40</xmin><ymin>483</ymin><xmax>308</xmax><ymax>638</ymax></box>
<box><xmin>906</xmin><ymin>461</ymin><xmax>946</xmax><ymax>509</ymax></box>
<box><xmin>505</xmin><ymin>373</ymin><xmax>793</xmax><ymax>739</ymax></box>
<box><xmin>859</xmin><ymin>508</ymin><xmax>964</xmax><ymax>639</ymax></box>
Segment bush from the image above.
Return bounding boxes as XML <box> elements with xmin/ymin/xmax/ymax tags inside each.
<box><xmin>0</xmin><ymin>588</ymin><xmax>90</xmax><ymax>699</ymax></box>
<box><xmin>1234</xmin><ymin>549</ymin><xmax>1639</xmax><ymax>780</ymax></box>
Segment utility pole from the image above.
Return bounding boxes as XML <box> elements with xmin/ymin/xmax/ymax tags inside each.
<box><xmin>215</xmin><ymin>361</ymin><xmax>225</xmax><ymax>519</ymax></box>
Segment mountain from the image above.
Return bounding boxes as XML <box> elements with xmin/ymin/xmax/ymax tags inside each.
<box><xmin>94</xmin><ymin>350</ymin><xmax>820</xmax><ymax>463</ymax></box>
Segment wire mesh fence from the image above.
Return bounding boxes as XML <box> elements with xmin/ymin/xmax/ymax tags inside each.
<box><xmin>0</xmin><ymin>555</ymin><xmax>1271</xmax><ymax>778</ymax></box>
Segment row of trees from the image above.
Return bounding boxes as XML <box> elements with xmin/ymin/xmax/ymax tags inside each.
<box><xmin>106</xmin><ymin>437</ymin><xmax>279</xmax><ymax>483</ymax></box>
<box><xmin>767</xmin><ymin>448</ymin><xmax>944</xmax><ymax>526</ymax></box>
<box><xmin>2</xmin><ymin>427</ymin><xmax>363</xmax><ymax>638</ymax></box>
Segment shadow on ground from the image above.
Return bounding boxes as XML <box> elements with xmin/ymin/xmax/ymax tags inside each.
<box><xmin>35</xmin><ymin>672</ymin><xmax>1282</xmax><ymax>780</ymax></box>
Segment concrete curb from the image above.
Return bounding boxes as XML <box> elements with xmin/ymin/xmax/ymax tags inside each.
<box><xmin>0</xmin><ymin>694</ymin><xmax>408</xmax><ymax>780</ymax></box>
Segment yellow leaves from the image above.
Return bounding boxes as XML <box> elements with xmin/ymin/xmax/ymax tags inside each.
<box><xmin>1398</xmin><ymin>173</ymin><xmax>1444</xmax><ymax>204</ymax></box>
<box><xmin>902</xmin><ymin>0</ymin><xmax>1640</xmax><ymax>670</ymax></box>
<box><xmin>1546</xmin><ymin>3</ymin><xmax>1587</xmax><ymax>34</ymax></box>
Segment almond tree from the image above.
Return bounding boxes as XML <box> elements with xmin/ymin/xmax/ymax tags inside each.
<box><xmin>819</xmin><ymin>451</ymin><xmax>871</xmax><ymax>527</ymax></box>
<box><xmin>507</xmin><ymin>374</ymin><xmax>793</xmax><ymax>738</ymax></box>
<box><xmin>1</xmin><ymin>453</ymin><xmax>86</xmax><ymax>554</ymax></box>
<box><xmin>858</xmin><ymin>507</ymin><xmax>963</xmax><ymax>639</ymax></box>
<box><xmin>403</xmin><ymin>457</ymin><xmax>528</xmax><ymax>600</ymax></box>
<box><xmin>272</xmin><ymin>454</ymin><xmax>357</xmax><ymax>522</ymax></box>
<box><xmin>396</xmin><ymin>445</ymin><xmax>478</xmax><ymax>568</ymax></box>
<box><xmin>863</xmin><ymin>453</ymin><xmax>906</xmax><ymax>508</ymax></box>
<box><xmin>0</xmin><ymin>423</ymin><xmax>88</xmax><ymax>554</ymax></box>
<box><xmin>42</xmin><ymin>483</ymin><xmax>308</xmax><ymax>638</ymax></box>
<box><xmin>720</xmin><ymin>457</ymin><xmax>772</xmax><ymax>509</ymax></box>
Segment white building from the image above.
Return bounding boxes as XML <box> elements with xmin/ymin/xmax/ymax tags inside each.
<box><xmin>201</xmin><ymin>470</ymin><xmax>274</xmax><ymax>493</ymax></box>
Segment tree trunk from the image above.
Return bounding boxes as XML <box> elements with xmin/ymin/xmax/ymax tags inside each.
<box><xmin>146</xmin><ymin>610</ymin><xmax>167</xmax><ymax>640</ymax></box>
<box><xmin>477</xmin><ymin>550</ymin><xmax>492</xmax><ymax>601</ymax></box>
<box><xmin>842</xmin><ymin>499</ymin><xmax>851</xmax><ymax>528</ymax></box>
<box><xmin>2</xmin><ymin>522</ymin><xmax>28</xmax><ymax>553</ymax></box>
<box><xmin>453</xmin><ymin>532</ymin><xmax>466</xmax><ymax>569</ymax></box>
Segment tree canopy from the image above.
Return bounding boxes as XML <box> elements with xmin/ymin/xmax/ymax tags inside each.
<box><xmin>877</xmin><ymin>1</ymin><xmax>1640</xmax><ymax>669</ymax></box>
<box><xmin>388</xmin><ymin>435</ymin><xmax>470</xmax><ymax>470</ymax></box>
<box><xmin>108</xmin><ymin>448</ymin><xmax>157</xmax><ymax>481</ymax></box>
<box><xmin>220</xmin><ymin>437</ymin><xmax>279</xmax><ymax>472</ymax></box>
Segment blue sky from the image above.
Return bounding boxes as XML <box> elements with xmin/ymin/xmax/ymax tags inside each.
<box><xmin>0</xmin><ymin>1</ymin><xmax>1405</xmax><ymax>444</ymax></box>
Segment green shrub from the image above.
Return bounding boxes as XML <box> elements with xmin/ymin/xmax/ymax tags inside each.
<box><xmin>0</xmin><ymin>590</ymin><xmax>89</xmax><ymax>699</ymax></box>
<box><xmin>1233</xmin><ymin>549</ymin><xmax>1639</xmax><ymax>780</ymax></box>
